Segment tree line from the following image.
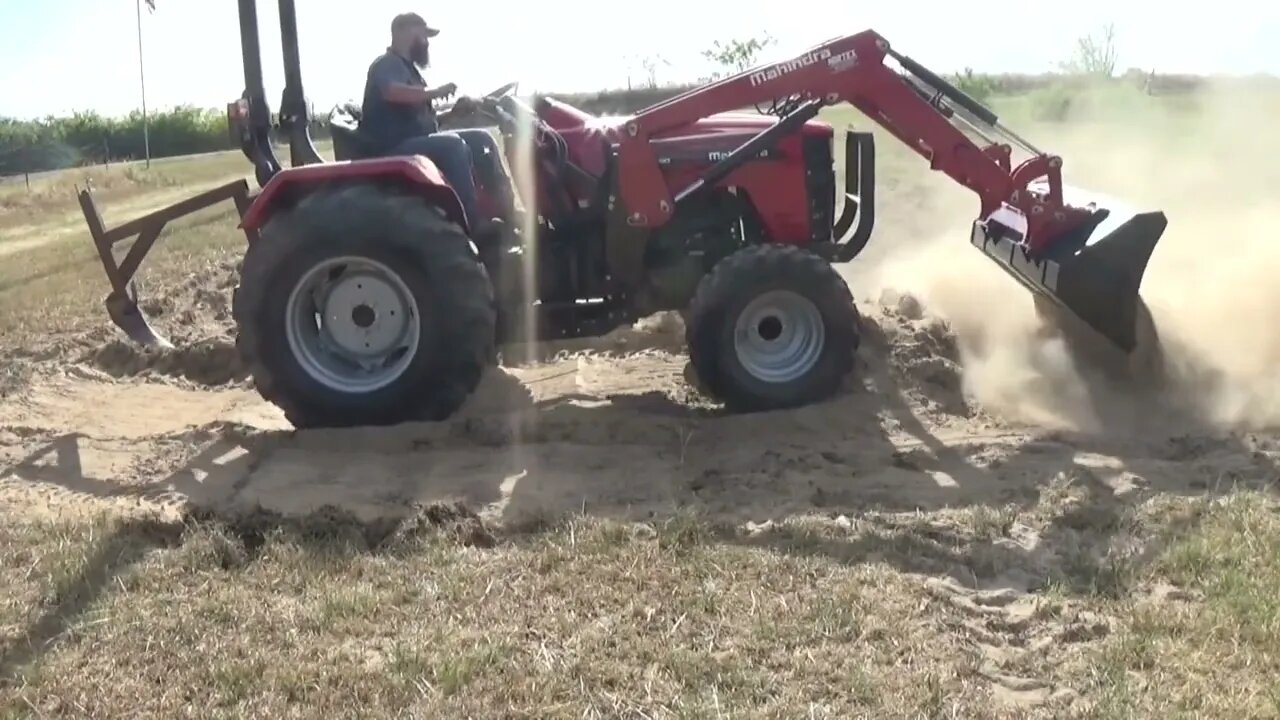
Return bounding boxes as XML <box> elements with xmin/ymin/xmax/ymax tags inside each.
<box><xmin>0</xmin><ymin>106</ymin><xmax>236</xmax><ymax>176</ymax></box>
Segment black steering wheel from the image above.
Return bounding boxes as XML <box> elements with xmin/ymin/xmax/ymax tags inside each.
<box><xmin>439</xmin><ymin>81</ymin><xmax>516</xmax><ymax>125</ymax></box>
<box><xmin>469</xmin><ymin>81</ymin><xmax>522</xmax><ymax>129</ymax></box>
<box><xmin>466</xmin><ymin>81</ymin><xmax>570</xmax><ymax>180</ymax></box>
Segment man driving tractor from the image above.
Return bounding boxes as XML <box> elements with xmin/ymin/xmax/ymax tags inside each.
<box><xmin>360</xmin><ymin>12</ymin><xmax>517</xmax><ymax>233</ymax></box>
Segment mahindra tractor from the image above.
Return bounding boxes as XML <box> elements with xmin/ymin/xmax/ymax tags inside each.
<box><xmin>78</xmin><ymin>0</ymin><xmax>1168</xmax><ymax>429</ymax></box>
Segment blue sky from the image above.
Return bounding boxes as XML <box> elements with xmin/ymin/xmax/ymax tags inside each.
<box><xmin>2</xmin><ymin>0</ymin><xmax>1278</xmax><ymax>119</ymax></box>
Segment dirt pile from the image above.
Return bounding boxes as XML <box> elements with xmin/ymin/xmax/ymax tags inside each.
<box><xmin>863</xmin><ymin>289</ymin><xmax>973</xmax><ymax>419</ymax></box>
<box><xmin>501</xmin><ymin>310</ymin><xmax>690</xmax><ymax>366</ymax></box>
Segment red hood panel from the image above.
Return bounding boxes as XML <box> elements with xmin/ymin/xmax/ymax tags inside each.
<box><xmin>535</xmin><ymin>98</ymin><xmax>833</xmax><ymax>178</ymax></box>
<box><xmin>583</xmin><ymin>112</ymin><xmax>832</xmax><ymax>140</ymax></box>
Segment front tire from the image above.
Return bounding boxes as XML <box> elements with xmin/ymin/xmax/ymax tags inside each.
<box><xmin>232</xmin><ymin>183</ymin><xmax>496</xmax><ymax>429</ymax></box>
<box><xmin>685</xmin><ymin>244</ymin><xmax>861</xmax><ymax>412</ymax></box>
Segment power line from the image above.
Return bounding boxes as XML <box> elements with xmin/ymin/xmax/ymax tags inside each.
<box><xmin>136</xmin><ymin>0</ymin><xmax>152</xmax><ymax>168</ymax></box>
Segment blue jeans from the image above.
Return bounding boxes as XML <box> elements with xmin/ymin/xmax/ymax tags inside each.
<box><xmin>390</xmin><ymin>133</ymin><xmax>481</xmax><ymax>225</ymax></box>
<box><xmin>390</xmin><ymin>129</ymin><xmax>514</xmax><ymax>226</ymax></box>
<box><xmin>450</xmin><ymin>129</ymin><xmax>515</xmax><ymax>216</ymax></box>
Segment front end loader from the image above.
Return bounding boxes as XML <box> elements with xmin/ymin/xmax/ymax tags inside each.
<box><xmin>610</xmin><ymin>33</ymin><xmax>1167</xmax><ymax>378</ymax></box>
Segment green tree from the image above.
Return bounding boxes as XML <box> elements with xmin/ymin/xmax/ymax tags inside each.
<box><xmin>701</xmin><ymin>35</ymin><xmax>775</xmax><ymax>79</ymax></box>
<box><xmin>951</xmin><ymin>67</ymin><xmax>998</xmax><ymax>103</ymax></box>
<box><xmin>1059</xmin><ymin>22</ymin><xmax>1118</xmax><ymax>77</ymax></box>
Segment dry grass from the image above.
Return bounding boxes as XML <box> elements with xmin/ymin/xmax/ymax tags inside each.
<box><xmin>0</xmin><ymin>491</ymin><xmax>1277</xmax><ymax>718</ymax></box>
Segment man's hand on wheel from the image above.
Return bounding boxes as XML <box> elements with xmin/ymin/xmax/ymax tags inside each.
<box><xmin>431</xmin><ymin>82</ymin><xmax>458</xmax><ymax>100</ymax></box>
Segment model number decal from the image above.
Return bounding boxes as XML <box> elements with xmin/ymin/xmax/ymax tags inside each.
<box><xmin>707</xmin><ymin>148</ymin><xmax>771</xmax><ymax>161</ymax></box>
<box><xmin>826</xmin><ymin>48</ymin><xmax>858</xmax><ymax>72</ymax></box>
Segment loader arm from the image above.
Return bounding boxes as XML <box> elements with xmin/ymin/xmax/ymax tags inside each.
<box><xmin>615</xmin><ymin>29</ymin><xmax>1092</xmax><ymax>257</ymax></box>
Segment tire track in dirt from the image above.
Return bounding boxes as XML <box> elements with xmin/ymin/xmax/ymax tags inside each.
<box><xmin>4</xmin><ymin>297</ymin><xmax>1270</xmax><ymax>528</ymax></box>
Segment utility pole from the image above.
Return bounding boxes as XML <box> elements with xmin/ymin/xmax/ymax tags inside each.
<box><xmin>135</xmin><ymin>0</ymin><xmax>151</xmax><ymax>168</ymax></box>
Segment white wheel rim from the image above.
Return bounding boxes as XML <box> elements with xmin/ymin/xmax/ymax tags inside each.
<box><xmin>732</xmin><ymin>289</ymin><xmax>825</xmax><ymax>384</ymax></box>
<box><xmin>284</xmin><ymin>256</ymin><xmax>421</xmax><ymax>393</ymax></box>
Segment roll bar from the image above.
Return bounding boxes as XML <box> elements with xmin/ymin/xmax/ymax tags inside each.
<box><xmin>234</xmin><ymin>0</ymin><xmax>323</xmax><ymax>188</ymax></box>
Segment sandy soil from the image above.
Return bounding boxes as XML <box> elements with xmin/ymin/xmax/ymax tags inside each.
<box><xmin>2</xmin><ymin>263</ymin><xmax>1273</xmax><ymax>531</ymax></box>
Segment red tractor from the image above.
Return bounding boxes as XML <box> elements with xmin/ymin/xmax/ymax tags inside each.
<box><xmin>80</xmin><ymin>0</ymin><xmax>1167</xmax><ymax>429</ymax></box>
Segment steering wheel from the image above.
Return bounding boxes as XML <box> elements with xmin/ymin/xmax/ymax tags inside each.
<box><xmin>472</xmin><ymin>82</ymin><xmax>519</xmax><ymax>124</ymax></box>
<box><xmin>482</xmin><ymin>81</ymin><xmax>519</xmax><ymax>99</ymax></box>
<box><xmin>467</xmin><ymin>81</ymin><xmax>571</xmax><ymax>180</ymax></box>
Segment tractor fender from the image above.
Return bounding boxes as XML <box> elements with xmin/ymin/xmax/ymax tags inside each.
<box><xmin>239</xmin><ymin>156</ymin><xmax>469</xmax><ymax>234</ymax></box>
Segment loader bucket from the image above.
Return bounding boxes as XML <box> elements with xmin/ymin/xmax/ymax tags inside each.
<box><xmin>970</xmin><ymin>191</ymin><xmax>1167</xmax><ymax>354</ymax></box>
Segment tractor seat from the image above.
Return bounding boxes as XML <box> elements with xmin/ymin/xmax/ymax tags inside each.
<box><xmin>328</xmin><ymin>102</ymin><xmax>377</xmax><ymax>161</ymax></box>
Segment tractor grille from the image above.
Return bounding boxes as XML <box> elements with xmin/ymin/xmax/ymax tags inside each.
<box><xmin>802</xmin><ymin>134</ymin><xmax>836</xmax><ymax>244</ymax></box>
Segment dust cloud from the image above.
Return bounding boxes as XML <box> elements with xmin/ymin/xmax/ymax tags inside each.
<box><xmin>862</xmin><ymin>79</ymin><xmax>1280</xmax><ymax>433</ymax></box>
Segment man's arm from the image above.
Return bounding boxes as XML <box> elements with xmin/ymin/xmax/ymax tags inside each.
<box><xmin>436</xmin><ymin>95</ymin><xmax>479</xmax><ymax>125</ymax></box>
<box><xmin>370</xmin><ymin>56</ymin><xmax>455</xmax><ymax>106</ymax></box>
<box><xmin>383</xmin><ymin>81</ymin><xmax>455</xmax><ymax>106</ymax></box>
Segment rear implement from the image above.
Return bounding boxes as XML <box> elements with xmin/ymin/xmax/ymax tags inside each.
<box><xmin>77</xmin><ymin>178</ymin><xmax>256</xmax><ymax>349</ymax></box>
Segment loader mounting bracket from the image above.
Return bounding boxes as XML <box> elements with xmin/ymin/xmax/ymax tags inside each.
<box><xmin>77</xmin><ymin>178</ymin><xmax>258</xmax><ymax>348</ymax></box>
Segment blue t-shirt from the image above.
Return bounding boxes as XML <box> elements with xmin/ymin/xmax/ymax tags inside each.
<box><xmin>360</xmin><ymin>49</ymin><xmax>438</xmax><ymax>153</ymax></box>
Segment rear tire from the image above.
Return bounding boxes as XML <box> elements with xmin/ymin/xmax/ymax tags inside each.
<box><xmin>686</xmin><ymin>244</ymin><xmax>861</xmax><ymax>412</ymax></box>
<box><xmin>232</xmin><ymin>182</ymin><xmax>496</xmax><ymax>429</ymax></box>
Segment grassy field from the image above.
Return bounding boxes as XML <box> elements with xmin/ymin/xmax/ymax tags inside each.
<box><xmin>2</xmin><ymin>83</ymin><xmax>1279</xmax><ymax>718</ymax></box>
<box><xmin>2</xmin><ymin>491</ymin><xmax>1277</xmax><ymax>717</ymax></box>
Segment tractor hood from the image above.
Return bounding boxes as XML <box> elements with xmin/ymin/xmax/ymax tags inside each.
<box><xmin>642</xmin><ymin>112</ymin><xmax>833</xmax><ymax>168</ymax></box>
<box><xmin>537</xmin><ymin>97</ymin><xmax>832</xmax><ymax>141</ymax></box>
<box><xmin>656</xmin><ymin>111</ymin><xmax>833</xmax><ymax>139</ymax></box>
<box><xmin>536</xmin><ymin>97</ymin><xmax>834</xmax><ymax>178</ymax></box>
<box><xmin>607</xmin><ymin>111</ymin><xmax>834</xmax><ymax>141</ymax></box>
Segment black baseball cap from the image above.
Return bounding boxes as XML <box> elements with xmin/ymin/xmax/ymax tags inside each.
<box><xmin>392</xmin><ymin>12</ymin><xmax>439</xmax><ymax>37</ymax></box>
